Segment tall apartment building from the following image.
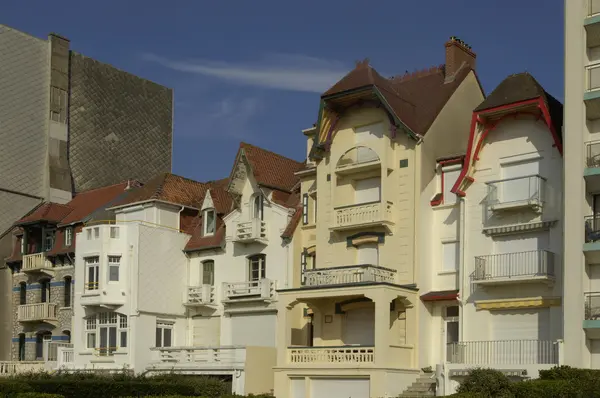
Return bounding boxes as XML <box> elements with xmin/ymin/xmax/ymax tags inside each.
<box><xmin>0</xmin><ymin>24</ymin><xmax>173</xmax><ymax>359</ymax></box>
<box><xmin>273</xmin><ymin>37</ymin><xmax>484</xmax><ymax>398</ymax></box>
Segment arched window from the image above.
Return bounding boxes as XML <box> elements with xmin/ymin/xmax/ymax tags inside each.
<box><xmin>19</xmin><ymin>282</ymin><xmax>26</xmax><ymax>305</ymax></box>
<box><xmin>64</xmin><ymin>276</ymin><xmax>72</xmax><ymax>307</ymax></box>
<box><xmin>84</xmin><ymin>312</ymin><xmax>128</xmax><ymax>356</ymax></box>
<box><xmin>62</xmin><ymin>330</ymin><xmax>71</xmax><ymax>344</ymax></box>
<box><xmin>252</xmin><ymin>195</ymin><xmax>263</xmax><ymax>220</ymax></box>
<box><xmin>40</xmin><ymin>279</ymin><xmax>50</xmax><ymax>303</ymax></box>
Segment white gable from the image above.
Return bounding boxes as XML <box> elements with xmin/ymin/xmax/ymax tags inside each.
<box><xmin>201</xmin><ymin>189</ymin><xmax>214</xmax><ymax>211</ymax></box>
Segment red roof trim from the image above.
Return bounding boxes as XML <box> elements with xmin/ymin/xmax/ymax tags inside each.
<box><xmin>451</xmin><ymin>97</ymin><xmax>563</xmax><ymax>196</ymax></box>
<box><xmin>421</xmin><ymin>291</ymin><xmax>459</xmax><ymax>302</ymax></box>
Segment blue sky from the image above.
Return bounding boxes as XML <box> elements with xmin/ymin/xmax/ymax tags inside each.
<box><xmin>4</xmin><ymin>0</ymin><xmax>563</xmax><ymax>182</ymax></box>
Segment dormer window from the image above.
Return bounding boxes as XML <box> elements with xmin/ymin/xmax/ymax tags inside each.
<box><xmin>65</xmin><ymin>227</ymin><xmax>73</xmax><ymax>247</ymax></box>
<box><xmin>253</xmin><ymin>195</ymin><xmax>264</xmax><ymax>220</ymax></box>
<box><xmin>44</xmin><ymin>230</ymin><xmax>55</xmax><ymax>252</ymax></box>
<box><xmin>203</xmin><ymin>209</ymin><xmax>216</xmax><ymax>236</ymax></box>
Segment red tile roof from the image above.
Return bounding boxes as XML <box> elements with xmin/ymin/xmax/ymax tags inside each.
<box><xmin>59</xmin><ymin>181</ymin><xmax>133</xmax><ymax>225</ymax></box>
<box><xmin>111</xmin><ymin>173</ymin><xmax>209</xmax><ymax>209</ymax></box>
<box><xmin>281</xmin><ymin>207</ymin><xmax>301</xmax><ymax>240</ymax></box>
<box><xmin>14</xmin><ymin>203</ymin><xmax>73</xmax><ymax>225</ymax></box>
<box><xmin>184</xmin><ymin>217</ymin><xmax>226</xmax><ymax>252</ymax></box>
<box><xmin>238</xmin><ymin>142</ymin><xmax>304</xmax><ymax>193</ymax></box>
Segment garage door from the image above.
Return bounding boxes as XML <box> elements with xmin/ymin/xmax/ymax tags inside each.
<box><xmin>192</xmin><ymin>316</ymin><xmax>220</xmax><ymax>346</ymax></box>
<box><xmin>491</xmin><ymin>309</ymin><xmax>550</xmax><ymax>364</ymax></box>
<box><xmin>310</xmin><ymin>378</ymin><xmax>369</xmax><ymax>398</ymax></box>
<box><xmin>231</xmin><ymin>313</ymin><xmax>276</xmax><ymax>347</ymax></box>
<box><xmin>343</xmin><ymin>307</ymin><xmax>375</xmax><ymax>346</ymax></box>
<box><xmin>290</xmin><ymin>378</ymin><xmax>306</xmax><ymax>398</ymax></box>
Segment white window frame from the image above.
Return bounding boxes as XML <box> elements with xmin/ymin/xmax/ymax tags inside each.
<box><xmin>253</xmin><ymin>195</ymin><xmax>264</xmax><ymax>220</ymax></box>
<box><xmin>441</xmin><ymin>165</ymin><xmax>461</xmax><ymax>205</ymax></box>
<box><xmin>441</xmin><ymin>240</ymin><xmax>459</xmax><ymax>273</ymax></box>
<box><xmin>85</xmin><ymin>312</ymin><xmax>127</xmax><ymax>356</ymax></box>
<box><xmin>302</xmin><ymin>194</ymin><xmax>309</xmax><ymax>225</ymax></box>
<box><xmin>86</xmin><ymin>229</ymin><xmax>92</xmax><ymax>240</ymax></box>
<box><xmin>20</xmin><ymin>235</ymin><xmax>25</xmax><ymax>255</ymax></box>
<box><xmin>202</xmin><ymin>260</ymin><xmax>215</xmax><ymax>286</ymax></box>
<box><xmin>108</xmin><ymin>256</ymin><xmax>120</xmax><ymax>283</ymax></box>
<box><xmin>203</xmin><ymin>209</ymin><xmax>216</xmax><ymax>236</ymax></box>
<box><xmin>65</xmin><ymin>227</ymin><xmax>73</xmax><ymax>247</ymax></box>
<box><xmin>94</xmin><ymin>227</ymin><xmax>100</xmax><ymax>239</ymax></box>
<box><xmin>44</xmin><ymin>230</ymin><xmax>55</xmax><ymax>252</ymax></box>
<box><xmin>248</xmin><ymin>254</ymin><xmax>266</xmax><ymax>281</ymax></box>
<box><xmin>85</xmin><ymin>256</ymin><xmax>100</xmax><ymax>291</ymax></box>
<box><xmin>155</xmin><ymin>321</ymin><xmax>174</xmax><ymax>348</ymax></box>
<box><xmin>110</xmin><ymin>227</ymin><xmax>119</xmax><ymax>239</ymax></box>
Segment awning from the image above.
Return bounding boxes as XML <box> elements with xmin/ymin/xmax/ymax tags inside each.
<box><xmin>420</xmin><ymin>289</ymin><xmax>459</xmax><ymax>302</ymax></box>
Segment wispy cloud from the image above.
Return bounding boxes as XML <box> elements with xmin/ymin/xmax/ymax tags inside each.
<box><xmin>142</xmin><ymin>52</ymin><xmax>348</xmax><ymax>93</ymax></box>
<box><xmin>175</xmin><ymin>96</ymin><xmax>263</xmax><ymax>140</ymax></box>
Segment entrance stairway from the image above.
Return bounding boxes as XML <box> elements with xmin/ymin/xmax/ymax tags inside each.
<box><xmin>398</xmin><ymin>372</ymin><xmax>436</xmax><ymax>397</ymax></box>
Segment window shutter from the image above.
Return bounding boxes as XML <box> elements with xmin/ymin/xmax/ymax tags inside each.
<box><xmin>302</xmin><ymin>194</ymin><xmax>309</xmax><ymax>225</ymax></box>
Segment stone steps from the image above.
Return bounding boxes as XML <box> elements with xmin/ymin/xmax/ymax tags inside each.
<box><xmin>398</xmin><ymin>373</ymin><xmax>436</xmax><ymax>397</ymax></box>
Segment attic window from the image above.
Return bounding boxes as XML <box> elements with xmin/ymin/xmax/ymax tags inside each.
<box><xmin>203</xmin><ymin>209</ymin><xmax>216</xmax><ymax>236</ymax></box>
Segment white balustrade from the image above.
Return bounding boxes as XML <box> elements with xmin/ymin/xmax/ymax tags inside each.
<box><xmin>186</xmin><ymin>285</ymin><xmax>215</xmax><ymax>305</ymax></box>
<box><xmin>154</xmin><ymin>346</ymin><xmax>246</xmax><ymax>366</ymax></box>
<box><xmin>57</xmin><ymin>347</ymin><xmax>74</xmax><ymax>368</ymax></box>
<box><xmin>234</xmin><ymin>219</ymin><xmax>267</xmax><ymax>242</ymax></box>
<box><xmin>0</xmin><ymin>361</ymin><xmax>45</xmax><ymax>376</ymax></box>
<box><xmin>44</xmin><ymin>342</ymin><xmax>73</xmax><ymax>362</ymax></box>
<box><xmin>304</xmin><ymin>265</ymin><xmax>396</xmax><ymax>287</ymax></box>
<box><xmin>18</xmin><ymin>303</ymin><xmax>57</xmax><ymax>322</ymax></box>
<box><xmin>333</xmin><ymin>201</ymin><xmax>393</xmax><ymax>229</ymax></box>
<box><xmin>22</xmin><ymin>253</ymin><xmax>52</xmax><ymax>271</ymax></box>
<box><xmin>288</xmin><ymin>346</ymin><xmax>374</xmax><ymax>364</ymax></box>
<box><xmin>223</xmin><ymin>279</ymin><xmax>275</xmax><ymax>300</ymax></box>
<box><xmin>447</xmin><ymin>340</ymin><xmax>559</xmax><ymax>365</ymax></box>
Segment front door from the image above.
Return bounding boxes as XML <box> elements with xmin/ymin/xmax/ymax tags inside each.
<box><xmin>444</xmin><ymin>306</ymin><xmax>459</xmax><ymax>362</ymax></box>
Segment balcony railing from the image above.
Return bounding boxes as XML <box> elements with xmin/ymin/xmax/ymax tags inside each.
<box><xmin>18</xmin><ymin>303</ymin><xmax>57</xmax><ymax>322</ymax></box>
<box><xmin>473</xmin><ymin>250</ymin><xmax>554</xmax><ymax>282</ymax></box>
<box><xmin>222</xmin><ymin>279</ymin><xmax>275</xmax><ymax>300</ymax></box>
<box><xmin>22</xmin><ymin>253</ymin><xmax>53</xmax><ymax>272</ymax></box>
<box><xmin>186</xmin><ymin>285</ymin><xmax>215</xmax><ymax>305</ymax></box>
<box><xmin>288</xmin><ymin>346</ymin><xmax>374</xmax><ymax>364</ymax></box>
<box><xmin>585</xmin><ymin>292</ymin><xmax>600</xmax><ymax>320</ymax></box>
<box><xmin>447</xmin><ymin>340</ymin><xmax>558</xmax><ymax>365</ymax></box>
<box><xmin>153</xmin><ymin>346</ymin><xmax>247</xmax><ymax>366</ymax></box>
<box><xmin>303</xmin><ymin>264</ymin><xmax>396</xmax><ymax>287</ymax></box>
<box><xmin>485</xmin><ymin>175</ymin><xmax>545</xmax><ymax>212</ymax></box>
<box><xmin>585</xmin><ymin>215</ymin><xmax>600</xmax><ymax>243</ymax></box>
<box><xmin>57</xmin><ymin>347</ymin><xmax>74</xmax><ymax>368</ymax></box>
<box><xmin>234</xmin><ymin>218</ymin><xmax>267</xmax><ymax>243</ymax></box>
<box><xmin>589</xmin><ymin>64</ymin><xmax>600</xmax><ymax>93</ymax></box>
<box><xmin>586</xmin><ymin>141</ymin><xmax>600</xmax><ymax>168</ymax></box>
<box><xmin>333</xmin><ymin>201</ymin><xmax>393</xmax><ymax>230</ymax></box>
<box><xmin>0</xmin><ymin>361</ymin><xmax>45</xmax><ymax>376</ymax></box>
<box><xmin>44</xmin><ymin>342</ymin><xmax>73</xmax><ymax>362</ymax></box>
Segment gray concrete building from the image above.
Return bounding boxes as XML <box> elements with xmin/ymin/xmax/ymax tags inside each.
<box><xmin>0</xmin><ymin>24</ymin><xmax>173</xmax><ymax>360</ymax></box>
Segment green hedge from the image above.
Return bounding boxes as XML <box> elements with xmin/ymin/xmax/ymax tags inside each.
<box><xmin>11</xmin><ymin>394</ymin><xmax>65</xmax><ymax>398</ymax></box>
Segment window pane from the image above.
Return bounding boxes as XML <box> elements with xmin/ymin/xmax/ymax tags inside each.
<box><xmin>203</xmin><ymin>261</ymin><xmax>214</xmax><ymax>285</ymax></box>
<box><xmin>446</xmin><ymin>306</ymin><xmax>459</xmax><ymax>318</ymax></box>
<box><xmin>94</xmin><ymin>228</ymin><xmax>99</xmax><ymax>238</ymax></box>
<box><xmin>64</xmin><ymin>278</ymin><xmax>71</xmax><ymax>307</ymax></box>
<box><xmin>87</xmin><ymin>333</ymin><xmax>96</xmax><ymax>349</ymax></box>
<box><xmin>163</xmin><ymin>328</ymin><xmax>172</xmax><ymax>348</ymax></box>
<box><xmin>205</xmin><ymin>210</ymin><xmax>215</xmax><ymax>234</ymax></box>
<box><xmin>110</xmin><ymin>227</ymin><xmax>119</xmax><ymax>239</ymax></box>
<box><xmin>109</xmin><ymin>266</ymin><xmax>119</xmax><ymax>282</ymax></box>
<box><xmin>155</xmin><ymin>328</ymin><xmax>162</xmax><ymax>347</ymax></box>
<box><xmin>120</xmin><ymin>331</ymin><xmax>127</xmax><ymax>348</ymax></box>
<box><xmin>87</xmin><ymin>229</ymin><xmax>92</xmax><ymax>240</ymax></box>
<box><xmin>109</xmin><ymin>327</ymin><xmax>117</xmax><ymax>353</ymax></box>
<box><xmin>442</xmin><ymin>242</ymin><xmax>459</xmax><ymax>271</ymax></box>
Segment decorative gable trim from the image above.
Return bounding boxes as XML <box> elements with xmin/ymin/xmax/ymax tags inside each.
<box><xmin>201</xmin><ymin>190</ymin><xmax>214</xmax><ymax>211</ymax></box>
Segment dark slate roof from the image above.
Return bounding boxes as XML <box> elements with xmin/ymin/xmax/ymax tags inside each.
<box><xmin>473</xmin><ymin>72</ymin><xmax>563</xmax><ymax>141</ymax></box>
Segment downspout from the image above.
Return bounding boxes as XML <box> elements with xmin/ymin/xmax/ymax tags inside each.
<box><xmin>176</xmin><ymin>206</ymin><xmax>185</xmax><ymax>231</ymax></box>
<box><xmin>458</xmin><ymin>196</ymin><xmax>467</xmax><ymax>342</ymax></box>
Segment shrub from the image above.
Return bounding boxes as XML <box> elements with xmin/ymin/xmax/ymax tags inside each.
<box><xmin>509</xmin><ymin>379</ymin><xmax>583</xmax><ymax>398</ymax></box>
<box><xmin>13</xmin><ymin>394</ymin><xmax>65</xmax><ymax>398</ymax></box>
<box><xmin>0</xmin><ymin>380</ymin><xmax>34</xmax><ymax>394</ymax></box>
<box><xmin>538</xmin><ymin>365</ymin><xmax>598</xmax><ymax>381</ymax></box>
<box><xmin>147</xmin><ymin>375</ymin><xmax>229</xmax><ymax>397</ymax></box>
<box><xmin>456</xmin><ymin>368</ymin><xmax>512</xmax><ymax>397</ymax></box>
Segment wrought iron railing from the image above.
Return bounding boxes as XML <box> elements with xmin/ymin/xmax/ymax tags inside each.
<box><xmin>447</xmin><ymin>340</ymin><xmax>558</xmax><ymax>365</ymax></box>
<box><xmin>585</xmin><ymin>215</ymin><xmax>600</xmax><ymax>243</ymax></box>
<box><xmin>586</xmin><ymin>141</ymin><xmax>600</xmax><ymax>168</ymax></box>
<box><xmin>585</xmin><ymin>292</ymin><xmax>600</xmax><ymax>320</ymax></box>
<box><xmin>473</xmin><ymin>250</ymin><xmax>554</xmax><ymax>281</ymax></box>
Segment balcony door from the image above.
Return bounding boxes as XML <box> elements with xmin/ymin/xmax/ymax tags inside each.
<box><xmin>444</xmin><ymin>306</ymin><xmax>459</xmax><ymax>362</ymax></box>
<box><xmin>35</xmin><ymin>331</ymin><xmax>51</xmax><ymax>360</ymax></box>
<box><xmin>491</xmin><ymin>309</ymin><xmax>550</xmax><ymax>364</ymax></box>
<box><xmin>500</xmin><ymin>160</ymin><xmax>539</xmax><ymax>203</ymax></box>
<box><xmin>343</xmin><ymin>306</ymin><xmax>375</xmax><ymax>346</ymax></box>
<box><xmin>355</xmin><ymin>177</ymin><xmax>380</xmax><ymax>205</ymax></box>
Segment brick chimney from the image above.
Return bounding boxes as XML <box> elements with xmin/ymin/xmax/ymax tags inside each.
<box><xmin>445</xmin><ymin>36</ymin><xmax>476</xmax><ymax>78</ymax></box>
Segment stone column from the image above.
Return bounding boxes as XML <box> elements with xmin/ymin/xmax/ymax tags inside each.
<box><xmin>276</xmin><ymin>299</ymin><xmax>292</xmax><ymax>366</ymax></box>
<box><xmin>373</xmin><ymin>291</ymin><xmax>390</xmax><ymax>367</ymax></box>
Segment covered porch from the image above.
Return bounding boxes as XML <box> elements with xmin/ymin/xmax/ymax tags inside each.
<box><xmin>276</xmin><ymin>284</ymin><xmax>418</xmax><ymax>369</ymax></box>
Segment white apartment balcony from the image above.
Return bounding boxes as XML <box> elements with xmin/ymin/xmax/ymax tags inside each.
<box><xmin>184</xmin><ymin>285</ymin><xmax>216</xmax><ymax>307</ymax></box>
<box><xmin>80</xmin><ymin>283</ymin><xmax>125</xmax><ymax>308</ymax></box>
<box><xmin>586</xmin><ymin>64</ymin><xmax>600</xmax><ymax>119</ymax></box>
<box><xmin>233</xmin><ymin>218</ymin><xmax>267</xmax><ymax>244</ymax></box>
<box><xmin>288</xmin><ymin>346</ymin><xmax>374</xmax><ymax>365</ymax></box>
<box><xmin>303</xmin><ymin>264</ymin><xmax>397</xmax><ymax>287</ymax></box>
<box><xmin>447</xmin><ymin>340</ymin><xmax>559</xmax><ymax>365</ymax></box>
<box><xmin>584</xmin><ymin>292</ymin><xmax>600</xmax><ymax>339</ymax></box>
<box><xmin>151</xmin><ymin>346</ymin><xmax>247</xmax><ymax>370</ymax></box>
<box><xmin>21</xmin><ymin>253</ymin><xmax>54</xmax><ymax>276</ymax></box>
<box><xmin>485</xmin><ymin>175</ymin><xmax>545</xmax><ymax>213</ymax></box>
<box><xmin>331</xmin><ymin>201</ymin><xmax>394</xmax><ymax>231</ymax></box>
<box><xmin>222</xmin><ymin>279</ymin><xmax>276</xmax><ymax>303</ymax></box>
<box><xmin>472</xmin><ymin>250</ymin><xmax>555</xmax><ymax>287</ymax></box>
<box><xmin>586</xmin><ymin>0</ymin><xmax>600</xmax><ymax>48</ymax></box>
<box><xmin>18</xmin><ymin>303</ymin><xmax>57</xmax><ymax>324</ymax></box>
<box><xmin>44</xmin><ymin>342</ymin><xmax>74</xmax><ymax>370</ymax></box>
<box><xmin>585</xmin><ymin>141</ymin><xmax>600</xmax><ymax>190</ymax></box>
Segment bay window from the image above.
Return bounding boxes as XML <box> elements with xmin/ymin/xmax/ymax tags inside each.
<box><xmin>85</xmin><ymin>312</ymin><xmax>128</xmax><ymax>356</ymax></box>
